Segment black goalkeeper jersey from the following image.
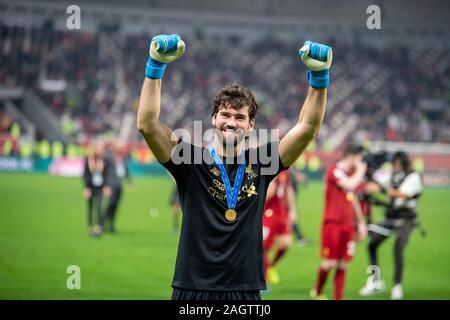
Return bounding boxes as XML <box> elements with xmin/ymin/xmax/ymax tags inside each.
<box><xmin>161</xmin><ymin>141</ymin><xmax>287</xmax><ymax>291</ymax></box>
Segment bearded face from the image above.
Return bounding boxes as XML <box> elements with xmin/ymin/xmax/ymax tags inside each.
<box><xmin>212</xmin><ymin>104</ymin><xmax>255</xmax><ymax>148</ymax></box>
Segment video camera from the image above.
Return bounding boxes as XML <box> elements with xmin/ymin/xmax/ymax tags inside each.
<box><xmin>363</xmin><ymin>151</ymin><xmax>390</xmax><ymax>181</ymax></box>
<box><xmin>358</xmin><ymin>150</ymin><xmax>394</xmax><ymax>208</ymax></box>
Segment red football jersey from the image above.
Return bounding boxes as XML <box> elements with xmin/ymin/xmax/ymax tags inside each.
<box><xmin>264</xmin><ymin>170</ymin><xmax>290</xmax><ymax>220</ymax></box>
<box><xmin>323</xmin><ymin>163</ymin><xmax>356</xmax><ymax>226</ymax></box>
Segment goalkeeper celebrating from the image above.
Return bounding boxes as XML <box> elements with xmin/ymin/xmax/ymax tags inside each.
<box><xmin>137</xmin><ymin>34</ymin><xmax>332</xmax><ymax>300</ymax></box>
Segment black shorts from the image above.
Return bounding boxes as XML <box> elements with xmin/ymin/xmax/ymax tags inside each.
<box><xmin>171</xmin><ymin>288</ymin><xmax>261</xmax><ymax>300</ymax></box>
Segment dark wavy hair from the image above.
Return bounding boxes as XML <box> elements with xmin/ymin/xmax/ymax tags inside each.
<box><xmin>211</xmin><ymin>84</ymin><xmax>259</xmax><ymax>121</ymax></box>
<box><xmin>343</xmin><ymin>144</ymin><xmax>365</xmax><ymax>157</ymax></box>
<box><xmin>392</xmin><ymin>151</ymin><xmax>411</xmax><ymax>171</ymax></box>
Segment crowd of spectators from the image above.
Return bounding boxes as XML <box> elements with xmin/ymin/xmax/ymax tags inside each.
<box><xmin>1</xmin><ymin>22</ymin><xmax>449</xmax><ymax>146</ymax></box>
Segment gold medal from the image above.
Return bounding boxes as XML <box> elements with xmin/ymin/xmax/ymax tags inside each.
<box><xmin>225</xmin><ymin>209</ymin><xmax>237</xmax><ymax>222</ymax></box>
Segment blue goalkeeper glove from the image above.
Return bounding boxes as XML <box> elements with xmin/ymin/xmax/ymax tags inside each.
<box><xmin>145</xmin><ymin>34</ymin><xmax>186</xmax><ymax>79</ymax></box>
<box><xmin>298</xmin><ymin>41</ymin><xmax>333</xmax><ymax>89</ymax></box>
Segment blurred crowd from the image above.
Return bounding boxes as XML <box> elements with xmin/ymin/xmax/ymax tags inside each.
<box><xmin>1</xmin><ymin>23</ymin><xmax>449</xmax><ymax>145</ymax></box>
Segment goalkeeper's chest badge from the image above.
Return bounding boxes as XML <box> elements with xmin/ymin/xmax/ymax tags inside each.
<box><xmin>210</xmin><ymin>167</ymin><xmax>221</xmax><ymax>177</ymax></box>
<box><xmin>245</xmin><ymin>164</ymin><xmax>257</xmax><ymax>179</ymax></box>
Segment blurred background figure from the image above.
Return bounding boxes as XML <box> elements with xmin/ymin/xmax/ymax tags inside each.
<box><xmin>83</xmin><ymin>141</ymin><xmax>110</xmax><ymax>238</ymax></box>
<box><xmin>263</xmin><ymin>170</ymin><xmax>295</xmax><ymax>287</ymax></box>
<box><xmin>359</xmin><ymin>151</ymin><xmax>424</xmax><ymax>300</ymax></box>
<box><xmin>104</xmin><ymin>140</ymin><xmax>132</xmax><ymax>234</ymax></box>
<box><xmin>311</xmin><ymin>145</ymin><xmax>368</xmax><ymax>300</ymax></box>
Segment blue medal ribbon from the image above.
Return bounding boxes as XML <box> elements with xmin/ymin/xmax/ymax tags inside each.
<box><xmin>209</xmin><ymin>146</ymin><xmax>246</xmax><ymax>210</ymax></box>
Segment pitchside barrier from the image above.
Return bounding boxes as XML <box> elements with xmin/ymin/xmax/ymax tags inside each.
<box><xmin>1</xmin><ymin>137</ymin><xmax>449</xmax><ymax>185</ymax></box>
<box><xmin>0</xmin><ymin>156</ymin><xmax>167</xmax><ymax>176</ymax></box>
<box><xmin>0</xmin><ymin>152</ymin><xmax>449</xmax><ymax>187</ymax></box>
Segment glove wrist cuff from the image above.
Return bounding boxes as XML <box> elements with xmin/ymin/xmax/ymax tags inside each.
<box><xmin>145</xmin><ymin>57</ymin><xmax>167</xmax><ymax>79</ymax></box>
<box><xmin>307</xmin><ymin>69</ymin><xmax>330</xmax><ymax>89</ymax></box>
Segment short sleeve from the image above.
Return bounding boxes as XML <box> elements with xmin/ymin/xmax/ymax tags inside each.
<box><xmin>256</xmin><ymin>141</ymin><xmax>289</xmax><ymax>182</ymax></box>
<box><xmin>159</xmin><ymin>140</ymin><xmax>192</xmax><ymax>183</ymax></box>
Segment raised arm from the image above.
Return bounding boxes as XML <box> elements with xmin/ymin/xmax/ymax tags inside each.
<box><xmin>280</xmin><ymin>41</ymin><xmax>332</xmax><ymax>167</ymax></box>
<box><xmin>136</xmin><ymin>34</ymin><xmax>185</xmax><ymax>163</ymax></box>
<box><xmin>280</xmin><ymin>88</ymin><xmax>327</xmax><ymax>167</ymax></box>
<box><xmin>138</xmin><ymin>79</ymin><xmax>178</xmax><ymax>163</ymax></box>
<box><xmin>336</xmin><ymin>161</ymin><xmax>367</xmax><ymax>190</ymax></box>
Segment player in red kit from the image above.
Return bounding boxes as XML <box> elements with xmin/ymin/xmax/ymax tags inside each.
<box><xmin>263</xmin><ymin>170</ymin><xmax>296</xmax><ymax>285</ymax></box>
<box><xmin>311</xmin><ymin>145</ymin><xmax>368</xmax><ymax>300</ymax></box>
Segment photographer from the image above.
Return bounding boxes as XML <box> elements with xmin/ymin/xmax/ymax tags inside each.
<box><xmin>359</xmin><ymin>151</ymin><xmax>423</xmax><ymax>300</ymax></box>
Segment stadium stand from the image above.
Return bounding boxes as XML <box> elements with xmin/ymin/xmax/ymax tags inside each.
<box><xmin>1</xmin><ymin>22</ymin><xmax>449</xmax><ymax>148</ymax></box>
<box><xmin>0</xmin><ymin>0</ymin><xmax>449</xmax><ymax>160</ymax></box>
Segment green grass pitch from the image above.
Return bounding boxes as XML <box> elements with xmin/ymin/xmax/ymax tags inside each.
<box><xmin>0</xmin><ymin>172</ymin><xmax>449</xmax><ymax>299</ymax></box>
